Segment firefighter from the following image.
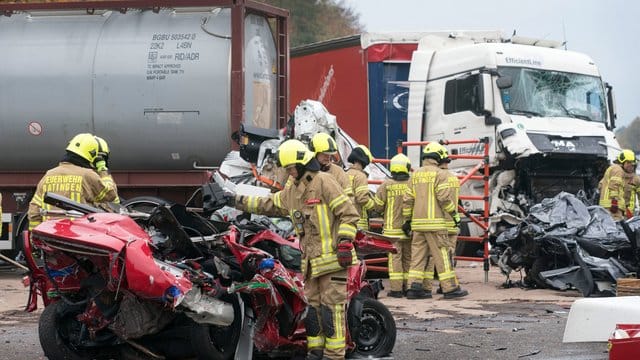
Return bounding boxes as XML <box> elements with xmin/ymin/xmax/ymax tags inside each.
<box><xmin>599</xmin><ymin>149</ymin><xmax>637</xmax><ymax>221</ymax></box>
<box><xmin>346</xmin><ymin>145</ymin><xmax>375</xmax><ymax>229</ymax></box>
<box><xmin>229</xmin><ymin>139</ymin><xmax>359</xmax><ymax>360</ymax></box>
<box><xmin>94</xmin><ymin>136</ymin><xmax>120</xmax><ymax>204</ymax></box>
<box><xmin>309</xmin><ymin>132</ymin><xmax>353</xmax><ymax>199</ymax></box>
<box><xmin>373</xmin><ymin>153</ymin><xmax>412</xmax><ymax>298</ymax></box>
<box><xmin>28</xmin><ymin>133</ymin><xmax>118</xmax><ymax>230</ymax></box>
<box><xmin>403</xmin><ymin>142</ymin><xmax>468</xmax><ymax>300</ymax></box>
<box><xmin>425</xmin><ymin>147</ymin><xmax>461</xmax><ymax>295</ymax></box>
<box><xmin>624</xmin><ymin>172</ymin><xmax>640</xmax><ymax>219</ymax></box>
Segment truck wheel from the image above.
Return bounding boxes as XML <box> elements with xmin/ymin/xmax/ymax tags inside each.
<box><xmin>39</xmin><ymin>301</ymin><xmax>118</xmax><ymax>360</ymax></box>
<box><xmin>348</xmin><ymin>298</ymin><xmax>396</xmax><ymax>358</ymax></box>
<box><xmin>190</xmin><ymin>294</ymin><xmax>242</xmax><ymax>360</ymax></box>
<box><xmin>122</xmin><ymin>196</ymin><xmax>172</xmax><ymax>214</ymax></box>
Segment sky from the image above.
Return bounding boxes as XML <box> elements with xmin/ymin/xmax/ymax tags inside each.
<box><xmin>344</xmin><ymin>0</ymin><xmax>639</xmax><ymax>128</ymax></box>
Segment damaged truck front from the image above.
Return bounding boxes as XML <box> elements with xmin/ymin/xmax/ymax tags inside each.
<box><xmin>405</xmin><ymin>31</ymin><xmax>620</xmax><ymax>240</ymax></box>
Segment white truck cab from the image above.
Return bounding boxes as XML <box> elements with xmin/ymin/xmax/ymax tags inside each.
<box><xmin>406</xmin><ymin>31</ymin><xmax>619</xmax><ymax>231</ymax></box>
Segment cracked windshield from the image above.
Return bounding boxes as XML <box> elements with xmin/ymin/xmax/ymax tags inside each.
<box><xmin>499</xmin><ymin>66</ymin><xmax>607</xmax><ymax>122</ymax></box>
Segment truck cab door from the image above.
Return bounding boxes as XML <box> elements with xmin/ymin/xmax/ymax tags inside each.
<box><xmin>426</xmin><ymin>73</ymin><xmax>496</xmax><ymax>168</ymax></box>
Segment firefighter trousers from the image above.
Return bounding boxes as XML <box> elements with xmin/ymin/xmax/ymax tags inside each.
<box><xmin>388</xmin><ymin>240</ymin><xmax>411</xmax><ymax>292</ymax></box>
<box><xmin>408</xmin><ymin>231</ymin><xmax>459</xmax><ymax>293</ymax></box>
<box><xmin>424</xmin><ymin>233</ymin><xmax>457</xmax><ymax>290</ymax></box>
<box><xmin>305</xmin><ymin>268</ymin><xmax>348</xmax><ymax>359</ymax></box>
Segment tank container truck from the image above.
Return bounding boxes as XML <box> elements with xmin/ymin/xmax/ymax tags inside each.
<box><xmin>0</xmin><ymin>0</ymin><xmax>289</xmax><ymax>258</ymax></box>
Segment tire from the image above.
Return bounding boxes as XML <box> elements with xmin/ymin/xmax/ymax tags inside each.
<box><xmin>190</xmin><ymin>295</ymin><xmax>242</xmax><ymax>360</ymax></box>
<box><xmin>348</xmin><ymin>298</ymin><xmax>396</xmax><ymax>358</ymax></box>
<box><xmin>39</xmin><ymin>301</ymin><xmax>119</xmax><ymax>360</ymax></box>
<box><xmin>121</xmin><ymin>196</ymin><xmax>172</xmax><ymax>214</ymax></box>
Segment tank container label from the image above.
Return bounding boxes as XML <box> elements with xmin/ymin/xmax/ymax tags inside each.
<box><xmin>146</xmin><ymin>33</ymin><xmax>201</xmax><ymax>80</ymax></box>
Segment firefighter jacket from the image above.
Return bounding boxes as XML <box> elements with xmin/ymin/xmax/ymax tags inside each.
<box><xmin>599</xmin><ymin>163</ymin><xmax>626</xmax><ymax>209</ymax></box>
<box><xmin>327</xmin><ymin>163</ymin><xmax>353</xmax><ymax>199</ymax></box>
<box><xmin>442</xmin><ymin>172</ymin><xmax>461</xmax><ymax>235</ymax></box>
<box><xmin>373</xmin><ymin>177</ymin><xmax>410</xmax><ymax>239</ymax></box>
<box><xmin>97</xmin><ymin>170</ymin><xmax>121</xmax><ymax>204</ymax></box>
<box><xmin>623</xmin><ymin>172</ymin><xmax>640</xmax><ymax>213</ymax></box>
<box><xmin>346</xmin><ymin>166</ymin><xmax>375</xmax><ymax>228</ymax></box>
<box><xmin>235</xmin><ymin>170</ymin><xmax>359</xmax><ymax>278</ymax></box>
<box><xmin>402</xmin><ymin>158</ymin><xmax>457</xmax><ymax>232</ymax></box>
<box><xmin>28</xmin><ymin>162</ymin><xmax>119</xmax><ymax>230</ymax></box>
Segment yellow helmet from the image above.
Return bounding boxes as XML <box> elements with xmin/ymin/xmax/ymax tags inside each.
<box><xmin>309</xmin><ymin>132</ymin><xmax>338</xmax><ymax>154</ymax></box>
<box><xmin>348</xmin><ymin>145</ymin><xmax>373</xmax><ymax>166</ymax></box>
<box><xmin>422</xmin><ymin>142</ymin><xmax>448</xmax><ymax>163</ymax></box>
<box><xmin>276</xmin><ymin>139</ymin><xmax>315</xmax><ymax>168</ymax></box>
<box><xmin>66</xmin><ymin>133</ymin><xmax>99</xmax><ymax>163</ymax></box>
<box><xmin>390</xmin><ymin>153</ymin><xmax>411</xmax><ymax>174</ymax></box>
<box><xmin>94</xmin><ymin>136</ymin><xmax>110</xmax><ymax>158</ymax></box>
<box><xmin>617</xmin><ymin>149</ymin><xmax>637</xmax><ymax>164</ymax></box>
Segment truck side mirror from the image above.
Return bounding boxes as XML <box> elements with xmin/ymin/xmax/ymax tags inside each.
<box><xmin>606</xmin><ymin>83</ymin><xmax>617</xmax><ymax>130</ymax></box>
<box><xmin>480</xmin><ymin>73</ymin><xmax>494</xmax><ymax>115</ymax></box>
<box><xmin>496</xmin><ymin>75</ymin><xmax>513</xmax><ymax>89</ymax></box>
<box><xmin>485</xmin><ymin>116</ymin><xmax>502</xmax><ymax>126</ymax></box>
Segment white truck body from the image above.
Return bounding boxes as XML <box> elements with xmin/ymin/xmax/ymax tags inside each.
<box><xmin>405</xmin><ymin>31</ymin><xmax>619</xmax><ymax>233</ymax></box>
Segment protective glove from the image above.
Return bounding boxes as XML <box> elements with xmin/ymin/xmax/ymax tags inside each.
<box><xmin>611</xmin><ymin>198</ymin><xmax>619</xmax><ymax>213</ymax></box>
<box><xmin>402</xmin><ymin>221</ymin><xmax>411</xmax><ymax>237</ymax></box>
<box><xmin>452</xmin><ymin>212</ymin><xmax>461</xmax><ymax>228</ymax></box>
<box><xmin>93</xmin><ymin>156</ymin><xmax>108</xmax><ymax>172</ymax></box>
<box><xmin>626</xmin><ymin>208</ymin><xmax>634</xmax><ymax>219</ymax></box>
<box><xmin>336</xmin><ymin>240</ymin><xmax>354</xmax><ymax>268</ymax></box>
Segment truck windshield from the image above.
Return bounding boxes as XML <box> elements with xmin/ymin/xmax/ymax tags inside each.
<box><xmin>498</xmin><ymin>66</ymin><xmax>607</xmax><ymax>123</ymax></box>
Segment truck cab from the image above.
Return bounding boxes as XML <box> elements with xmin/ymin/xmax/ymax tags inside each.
<box><xmin>406</xmin><ymin>31</ymin><xmax>619</xmax><ymax>225</ymax></box>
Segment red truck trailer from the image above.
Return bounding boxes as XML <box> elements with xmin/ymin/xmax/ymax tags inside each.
<box><xmin>290</xmin><ymin>33</ymin><xmax>427</xmax><ymax>160</ymax></box>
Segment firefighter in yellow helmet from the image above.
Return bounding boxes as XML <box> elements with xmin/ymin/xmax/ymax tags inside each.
<box><xmin>425</xmin><ymin>146</ymin><xmax>462</xmax><ymax>295</ymax></box>
<box><xmin>599</xmin><ymin>149</ymin><xmax>637</xmax><ymax>221</ymax></box>
<box><xmin>373</xmin><ymin>153</ymin><xmax>412</xmax><ymax>297</ymax></box>
<box><xmin>403</xmin><ymin>142</ymin><xmax>468</xmax><ymax>299</ymax></box>
<box><xmin>346</xmin><ymin>145</ymin><xmax>376</xmax><ymax>229</ymax></box>
<box><xmin>229</xmin><ymin>139</ymin><xmax>359</xmax><ymax>360</ymax></box>
<box><xmin>28</xmin><ymin>133</ymin><xmax>118</xmax><ymax>230</ymax></box>
<box><xmin>94</xmin><ymin>136</ymin><xmax>120</xmax><ymax>205</ymax></box>
<box><xmin>309</xmin><ymin>132</ymin><xmax>353</xmax><ymax>199</ymax></box>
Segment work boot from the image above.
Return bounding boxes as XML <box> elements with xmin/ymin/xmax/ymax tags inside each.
<box><xmin>387</xmin><ymin>290</ymin><xmax>404</xmax><ymax>298</ymax></box>
<box><xmin>405</xmin><ymin>283</ymin><xmax>432</xmax><ymax>299</ymax></box>
<box><xmin>443</xmin><ymin>287</ymin><xmax>469</xmax><ymax>299</ymax></box>
<box><xmin>306</xmin><ymin>349</ymin><xmax>324</xmax><ymax>360</ymax></box>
